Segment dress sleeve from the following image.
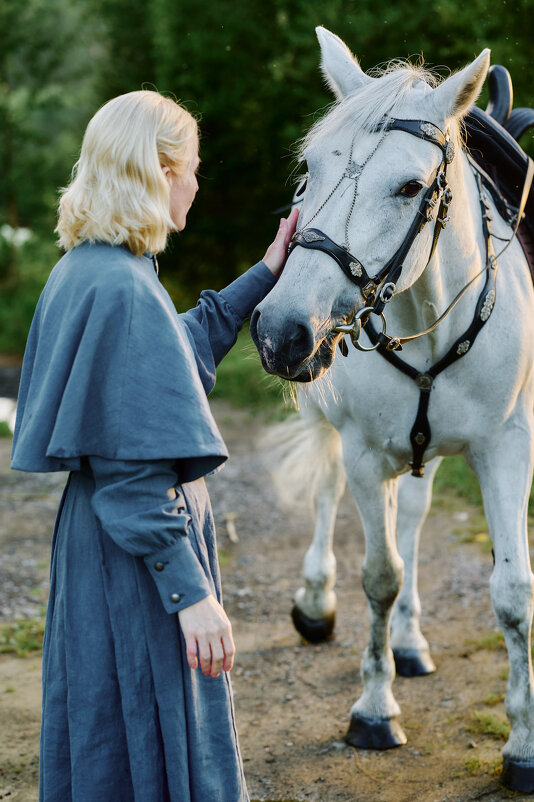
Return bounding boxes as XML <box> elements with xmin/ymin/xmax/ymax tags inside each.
<box><xmin>180</xmin><ymin>261</ymin><xmax>277</xmax><ymax>382</ymax></box>
<box><xmin>89</xmin><ymin>456</ymin><xmax>213</xmax><ymax>614</ymax></box>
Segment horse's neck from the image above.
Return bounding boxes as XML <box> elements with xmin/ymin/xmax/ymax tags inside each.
<box><xmin>390</xmin><ymin>152</ymin><xmax>486</xmax><ymax>362</ymax></box>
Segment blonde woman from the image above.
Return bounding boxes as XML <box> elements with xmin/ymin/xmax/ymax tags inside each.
<box><xmin>11</xmin><ymin>90</ymin><xmax>298</xmax><ymax>802</ymax></box>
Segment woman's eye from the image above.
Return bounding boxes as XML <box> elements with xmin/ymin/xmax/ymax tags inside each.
<box><xmin>399</xmin><ymin>180</ymin><xmax>423</xmax><ymax>198</ymax></box>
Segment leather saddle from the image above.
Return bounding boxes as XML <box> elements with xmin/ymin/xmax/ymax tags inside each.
<box><xmin>465</xmin><ymin>66</ymin><xmax>534</xmax><ymax>278</ymax></box>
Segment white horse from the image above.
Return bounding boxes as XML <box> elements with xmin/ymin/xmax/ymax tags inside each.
<box><xmin>251</xmin><ymin>27</ymin><xmax>534</xmax><ymax>792</ymax></box>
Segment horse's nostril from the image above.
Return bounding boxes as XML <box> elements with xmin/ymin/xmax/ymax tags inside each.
<box><xmin>285</xmin><ymin>322</ymin><xmax>314</xmax><ymax>363</ymax></box>
<box><xmin>250</xmin><ymin>308</ymin><xmax>261</xmax><ymax>341</ymax></box>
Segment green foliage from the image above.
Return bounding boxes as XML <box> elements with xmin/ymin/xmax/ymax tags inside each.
<box><xmin>434</xmin><ymin>455</ymin><xmax>534</xmax><ymax>520</ymax></box>
<box><xmin>0</xmin><ymin>617</ymin><xmax>45</xmax><ymax>657</ymax></box>
<box><xmin>434</xmin><ymin>456</ymin><xmax>483</xmax><ymax>506</ymax></box>
<box><xmin>2</xmin><ymin>0</ymin><xmax>533</xmax><ymax>352</ymax></box>
<box><xmin>0</xmin><ymin>421</ymin><xmax>12</xmax><ymax>438</ymax></box>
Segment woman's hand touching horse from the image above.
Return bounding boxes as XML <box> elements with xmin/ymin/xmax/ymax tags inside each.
<box><xmin>262</xmin><ymin>206</ymin><xmax>299</xmax><ymax>278</ymax></box>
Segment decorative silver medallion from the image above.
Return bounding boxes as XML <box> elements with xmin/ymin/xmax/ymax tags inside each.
<box><xmin>480</xmin><ymin>290</ymin><xmax>496</xmax><ymax>322</ymax></box>
<box><xmin>415</xmin><ymin>373</ymin><xmax>433</xmax><ymax>390</ymax></box>
<box><xmin>445</xmin><ymin>140</ymin><xmax>455</xmax><ymax>164</ymax></box>
<box><xmin>349</xmin><ymin>260</ymin><xmax>363</xmax><ymax>277</ymax></box>
<box><xmin>343</xmin><ymin>160</ymin><xmax>363</xmax><ymax>180</ymax></box>
<box><xmin>301</xmin><ymin>230</ymin><xmax>326</xmax><ymax>243</ymax></box>
<box><xmin>421</xmin><ymin>122</ymin><xmax>438</xmax><ymax>138</ymax></box>
<box><xmin>415</xmin><ymin>432</ymin><xmax>426</xmax><ymax>445</ymax></box>
<box><xmin>457</xmin><ymin>340</ymin><xmax>471</xmax><ymax>356</ymax></box>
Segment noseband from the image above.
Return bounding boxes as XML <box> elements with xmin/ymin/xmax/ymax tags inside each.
<box><xmin>288</xmin><ymin>117</ymin><xmax>455</xmax><ymax>352</ymax></box>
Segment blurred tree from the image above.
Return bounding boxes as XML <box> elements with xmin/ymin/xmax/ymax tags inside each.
<box><xmin>1</xmin><ymin>0</ymin><xmax>532</xmax><ymax>351</ymax></box>
<box><xmin>0</xmin><ymin>0</ymin><xmax>104</xmax><ymax>351</ymax></box>
<box><xmin>91</xmin><ymin>0</ymin><xmax>533</xmax><ymax>307</ymax></box>
<box><xmin>0</xmin><ymin>0</ymin><xmax>103</xmax><ymax>280</ymax></box>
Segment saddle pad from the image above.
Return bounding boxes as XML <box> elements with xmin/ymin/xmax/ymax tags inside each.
<box><xmin>465</xmin><ymin>106</ymin><xmax>534</xmax><ymax>281</ymax></box>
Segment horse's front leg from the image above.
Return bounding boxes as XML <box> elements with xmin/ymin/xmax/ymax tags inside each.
<box><xmin>391</xmin><ymin>458</ymin><xmax>441</xmax><ymax>677</ymax></box>
<box><xmin>344</xmin><ymin>458</ymin><xmax>406</xmax><ymax>748</ymax></box>
<box><xmin>469</xmin><ymin>417</ymin><xmax>534</xmax><ymax>792</ymax></box>
<box><xmin>292</xmin><ymin>446</ymin><xmax>346</xmax><ymax>642</ymax></box>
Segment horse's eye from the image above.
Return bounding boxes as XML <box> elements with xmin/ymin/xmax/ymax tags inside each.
<box><xmin>399</xmin><ymin>180</ymin><xmax>423</xmax><ymax>198</ymax></box>
<box><xmin>295</xmin><ymin>174</ymin><xmax>308</xmax><ymax>198</ymax></box>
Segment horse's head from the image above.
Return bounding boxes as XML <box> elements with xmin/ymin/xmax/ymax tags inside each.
<box><xmin>251</xmin><ymin>28</ymin><xmax>489</xmax><ymax>381</ymax></box>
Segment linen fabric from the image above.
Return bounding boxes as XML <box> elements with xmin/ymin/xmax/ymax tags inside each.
<box><xmin>11</xmin><ymin>242</ymin><xmax>276</xmax><ymax>802</ymax></box>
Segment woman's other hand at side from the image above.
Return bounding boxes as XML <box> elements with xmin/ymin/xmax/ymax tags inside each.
<box><xmin>178</xmin><ymin>594</ymin><xmax>235</xmax><ymax>678</ymax></box>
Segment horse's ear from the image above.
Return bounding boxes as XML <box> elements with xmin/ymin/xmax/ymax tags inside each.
<box><xmin>431</xmin><ymin>49</ymin><xmax>491</xmax><ymax>120</ymax></box>
<box><xmin>316</xmin><ymin>26</ymin><xmax>373</xmax><ymax>100</ymax></box>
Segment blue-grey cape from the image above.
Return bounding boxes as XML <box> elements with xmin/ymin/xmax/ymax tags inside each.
<box><xmin>11</xmin><ymin>242</ymin><xmax>276</xmax><ymax>802</ymax></box>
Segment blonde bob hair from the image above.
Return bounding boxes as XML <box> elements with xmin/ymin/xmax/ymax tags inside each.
<box><xmin>56</xmin><ymin>90</ymin><xmax>198</xmax><ymax>256</ymax></box>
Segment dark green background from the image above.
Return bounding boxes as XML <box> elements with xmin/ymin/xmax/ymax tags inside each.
<box><xmin>1</xmin><ymin>0</ymin><xmax>532</xmax><ymax>353</ymax></box>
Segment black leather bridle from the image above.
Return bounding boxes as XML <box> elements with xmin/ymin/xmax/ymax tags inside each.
<box><xmin>288</xmin><ymin>117</ymin><xmax>455</xmax><ymax>352</ymax></box>
<box><xmin>285</xmin><ymin>117</ymin><xmax>516</xmax><ymax>476</ymax></box>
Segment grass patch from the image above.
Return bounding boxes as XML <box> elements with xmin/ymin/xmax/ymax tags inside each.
<box><xmin>456</xmin><ymin>528</ymin><xmax>493</xmax><ymax>554</ymax></box>
<box><xmin>468</xmin><ymin>711</ymin><xmax>510</xmax><ymax>741</ymax></box>
<box><xmin>0</xmin><ymin>421</ymin><xmax>12</xmax><ymax>438</ymax></box>
<box><xmin>0</xmin><ymin>618</ymin><xmax>45</xmax><ymax>657</ymax></box>
<box><xmin>460</xmin><ymin>755</ymin><xmax>502</xmax><ymax>777</ymax></box>
<box><xmin>466</xmin><ymin>631</ymin><xmax>505</xmax><ymax>651</ymax></box>
<box><xmin>433</xmin><ymin>455</ymin><xmax>534</xmax><ymax>526</ymax></box>
<box><xmin>485</xmin><ymin>692</ymin><xmax>505</xmax><ymax>706</ymax></box>
<box><xmin>434</xmin><ymin>456</ymin><xmax>483</xmax><ymax>506</ymax></box>
<box><xmin>218</xmin><ymin>548</ymin><xmax>232</xmax><ymax>568</ymax></box>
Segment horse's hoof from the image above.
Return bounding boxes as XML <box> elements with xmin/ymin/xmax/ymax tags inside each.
<box><xmin>502</xmin><ymin>757</ymin><xmax>534</xmax><ymax>792</ymax></box>
<box><xmin>291</xmin><ymin>605</ymin><xmax>335</xmax><ymax>643</ymax></box>
<box><xmin>345</xmin><ymin>714</ymin><xmax>407</xmax><ymax>750</ymax></box>
<box><xmin>393</xmin><ymin>647</ymin><xmax>436</xmax><ymax>677</ymax></box>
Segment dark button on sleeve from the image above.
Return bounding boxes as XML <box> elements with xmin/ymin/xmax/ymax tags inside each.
<box><xmin>144</xmin><ymin>539</ymin><xmax>212</xmax><ymax>613</ymax></box>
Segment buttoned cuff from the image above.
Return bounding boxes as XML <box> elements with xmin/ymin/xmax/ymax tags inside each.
<box><xmin>144</xmin><ymin>538</ymin><xmax>212</xmax><ymax>614</ymax></box>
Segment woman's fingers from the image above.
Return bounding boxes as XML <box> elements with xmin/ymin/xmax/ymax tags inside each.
<box><xmin>210</xmin><ymin>640</ymin><xmax>225</xmax><ymax>678</ymax></box>
<box><xmin>178</xmin><ymin>594</ymin><xmax>235</xmax><ymax>677</ymax></box>
<box><xmin>285</xmin><ymin>206</ymin><xmax>299</xmax><ymax>240</ymax></box>
<box><xmin>222</xmin><ymin>631</ymin><xmax>236</xmax><ymax>672</ymax></box>
<box><xmin>197</xmin><ymin>635</ymin><xmax>212</xmax><ymax>676</ymax></box>
<box><xmin>262</xmin><ymin>207</ymin><xmax>300</xmax><ymax>276</ymax></box>
<box><xmin>184</xmin><ymin>634</ymin><xmax>199</xmax><ymax>670</ymax></box>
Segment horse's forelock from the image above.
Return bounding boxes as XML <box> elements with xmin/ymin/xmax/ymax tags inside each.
<box><xmin>297</xmin><ymin>62</ymin><xmax>462</xmax><ymax>162</ymax></box>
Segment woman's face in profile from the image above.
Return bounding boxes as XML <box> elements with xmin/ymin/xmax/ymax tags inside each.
<box><xmin>165</xmin><ymin>154</ymin><xmax>200</xmax><ymax>231</ymax></box>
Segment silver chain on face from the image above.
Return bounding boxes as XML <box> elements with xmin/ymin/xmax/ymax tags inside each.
<box><xmin>297</xmin><ymin>128</ymin><xmax>389</xmax><ymax>251</ymax></box>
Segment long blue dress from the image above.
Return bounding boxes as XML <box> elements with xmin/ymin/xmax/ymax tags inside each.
<box><xmin>10</xmin><ymin>242</ymin><xmax>276</xmax><ymax>802</ymax></box>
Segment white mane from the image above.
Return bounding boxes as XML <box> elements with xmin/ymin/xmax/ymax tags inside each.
<box><xmin>297</xmin><ymin>63</ymin><xmax>463</xmax><ymax>161</ymax></box>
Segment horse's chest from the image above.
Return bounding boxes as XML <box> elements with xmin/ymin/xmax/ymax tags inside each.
<box><xmin>324</xmin><ymin>349</ymin><xmax>526</xmax><ymax>468</ymax></box>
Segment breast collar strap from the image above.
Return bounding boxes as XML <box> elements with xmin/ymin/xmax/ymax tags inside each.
<box><xmin>365</xmin><ymin>169</ymin><xmax>498</xmax><ymax>477</ymax></box>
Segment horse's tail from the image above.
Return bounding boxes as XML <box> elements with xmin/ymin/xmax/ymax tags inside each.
<box><xmin>260</xmin><ymin>404</ymin><xmax>345</xmax><ymax>511</ymax></box>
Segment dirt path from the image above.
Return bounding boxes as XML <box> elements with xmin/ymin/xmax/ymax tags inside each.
<box><xmin>0</xmin><ymin>401</ymin><xmax>529</xmax><ymax>801</ymax></box>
